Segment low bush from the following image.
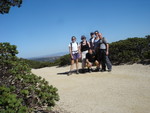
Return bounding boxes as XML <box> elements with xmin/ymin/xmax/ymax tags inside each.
<box><xmin>0</xmin><ymin>42</ymin><xmax>59</xmax><ymax>112</ymax></box>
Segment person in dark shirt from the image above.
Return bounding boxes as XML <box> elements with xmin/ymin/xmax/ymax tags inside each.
<box><xmin>86</xmin><ymin>48</ymin><xmax>100</xmax><ymax>72</ymax></box>
<box><xmin>80</xmin><ymin>35</ymin><xmax>90</xmax><ymax>73</ymax></box>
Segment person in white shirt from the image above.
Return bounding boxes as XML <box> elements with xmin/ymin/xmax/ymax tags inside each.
<box><xmin>68</xmin><ymin>36</ymin><xmax>81</xmax><ymax>75</ymax></box>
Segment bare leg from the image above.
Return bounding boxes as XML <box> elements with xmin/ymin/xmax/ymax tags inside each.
<box><xmin>82</xmin><ymin>58</ymin><xmax>86</xmax><ymax>69</ymax></box>
<box><xmin>87</xmin><ymin>62</ymin><xmax>92</xmax><ymax>73</ymax></box>
<box><xmin>95</xmin><ymin>60</ymin><xmax>100</xmax><ymax>68</ymax></box>
<box><xmin>75</xmin><ymin>59</ymin><xmax>79</xmax><ymax>74</ymax></box>
<box><xmin>95</xmin><ymin>60</ymin><xmax>100</xmax><ymax>71</ymax></box>
<box><xmin>87</xmin><ymin>62</ymin><xmax>92</xmax><ymax>69</ymax></box>
<box><xmin>70</xmin><ymin>60</ymin><xmax>74</xmax><ymax>71</ymax></box>
<box><xmin>68</xmin><ymin>60</ymin><xmax>74</xmax><ymax>75</ymax></box>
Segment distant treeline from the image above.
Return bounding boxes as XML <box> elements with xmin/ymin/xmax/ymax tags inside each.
<box><xmin>24</xmin><ymin>35</ymin><xmax>150</xmax><ymax>69</ymax></box>
<box><xmin>22</xmin><ymin>54</ymin><xmax>70</xmax><ymax>69</ymax></box>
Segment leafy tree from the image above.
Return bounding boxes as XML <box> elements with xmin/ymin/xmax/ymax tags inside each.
<box><xmin>0</xmin><ymin>42</ymin><xmax>59</xmax><ymax>112</ymax></box>
<box><xmin>0</xmin><ymin>0</ymin><xmax>22</xmax><ymax>14</ymax></box>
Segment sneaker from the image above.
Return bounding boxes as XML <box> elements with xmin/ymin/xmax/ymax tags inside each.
<box><xmin>101</xmin><ymin>69</ymin><xmax>106</xmax><ymax>72</ymax></box>
<box><xmin>108</xmin><ymin>69</ymin><xmax>112</xmax><ymax>72</ymax></box>
<box><xmin>88</xmin><ymin>68</ymin><xmax>92</xmax><ymax>73</ymax></box>
<box><xmin>76</xmin><ymin>70</ymin><xmax>79</xmax><ymax>74</ymax></box>
<box><xmin>95</xmin><ymin>68</ymin><xmax>100</xmax><ymax>72</ymax></box>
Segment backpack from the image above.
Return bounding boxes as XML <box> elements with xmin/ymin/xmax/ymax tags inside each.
<box><xmin>99</xmin><ymin>37</ymin><xmax>107</xmax><ymax>49</ymax></box>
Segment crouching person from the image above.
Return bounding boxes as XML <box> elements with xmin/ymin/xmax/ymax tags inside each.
<box><xmin>86</xmin><ymin>48</ymin><xmax>100</xmax><ymax>73</ymax></box>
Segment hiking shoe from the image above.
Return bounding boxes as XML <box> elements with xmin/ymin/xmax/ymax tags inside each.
<box><xmin>89</xmin><ymin>69</ymin><xmax>92</xmax><ymax>73</ymax></box>
<box><xmin>101</xmin><ymin>69</ymin><xmax>106</xmax><ymax>72</ymax></box>
<box><xmin>88</xmin><ymin>68</ymin><xmax>92</xmax><ymax>73</ymax></box>
<box><xmin>95</xmin><ymin>68</ymin><xmax>100</xmax><ymax>72</ymax></box>
<box><xmin>108</xmin><ymin>69</ymin><xmax>112</xmax><ymax>72</ymax></box>
<box><xmin>67</xmin><ymin>71</ymin><xmax>72</xmax><ymax>76</ymax></box>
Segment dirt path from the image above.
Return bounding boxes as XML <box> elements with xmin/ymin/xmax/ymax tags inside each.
<box><xmin>32</xmin><ymin>64</ymin><xmax>150</xmax><ymax>113</ymax></box>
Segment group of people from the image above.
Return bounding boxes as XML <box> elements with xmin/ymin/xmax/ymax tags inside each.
<box><xmin>68</xmin><ymin>30</ymin><xmax>112</xmax><ymax>75</ymax></box>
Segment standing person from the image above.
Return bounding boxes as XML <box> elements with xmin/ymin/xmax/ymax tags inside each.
<box><xmin>86</xmin><ymin>48</ymin><xmax>99</xmax><ymax>73</ymax></box>
<box><xmin>93</xmin><ymin>30</ymin><xmax>101</xmax><ymax>71</ymax></box>
<box><xmin>98</xmin><ymin>33</ymin><xmax>112</xmax><ymax>72</ymax></box>
<box><xmin>68</xmin><ymin>36</ymin><xmax>81</xmax><ymax>75</ymax></box>
<box><xmin>80</xmin><ymin>35</ymin><xmax>90</xmax><ymax>73</ymax></box>
<box><xmin>89</xmin><ymin>32</ymin><xmax>95</xmax><ymax>50</ymax></box>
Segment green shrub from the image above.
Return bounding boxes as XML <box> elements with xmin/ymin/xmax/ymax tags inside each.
<box><xmin>109</xmin><ymin>36</ymin><xmax>150</xmax><ymax>64</ymax></box>
<box><xmin>56</xmin><ymin>54</ymin><xmax>70</xmax><ymax>66</ymax></box>
<box><xmin>143</xmin><ymin>50</ymin><xmax>150</xmax><ymax>59</ymax></box>
<box><xmin>0</xmin><ymin>86</ymin><xmax>29</xmax><ymax>113</ymax></box>
<box><xmin>0</xmin><ymin>42</ymin><xmax>59</xmax><ymax>112</ymax></box>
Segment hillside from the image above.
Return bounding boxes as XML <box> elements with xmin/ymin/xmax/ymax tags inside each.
<box><xmin>29</xmin><ymin>56</ymin><xmax>61</xmax><ymax>62</ymax></box>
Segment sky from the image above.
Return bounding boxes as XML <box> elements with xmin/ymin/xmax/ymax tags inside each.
<box><xmin>0</xmin><ymin>0</ymin><xmax>150</xmax><ymax>58</ymax></box>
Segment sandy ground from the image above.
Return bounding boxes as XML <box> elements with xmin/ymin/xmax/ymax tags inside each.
<box><xmin>32</xmin><ymin>64</ymin><xmax>150</xmax><ymax>113</ymax></box>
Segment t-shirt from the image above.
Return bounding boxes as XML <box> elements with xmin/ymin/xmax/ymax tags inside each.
<box><xmin>86</xmin><ymin>52</ymin><xmax>96</xmax><ymax>63</ymax></box>
<box><xmin>68</xmin><ymin>42</ymin><xmax>79</xmax><ymax>54</ymax></box>
<box><xmin>99</xmin><ymin>38</ymin><xmax>108</xmax><ymax>49</ymax></box>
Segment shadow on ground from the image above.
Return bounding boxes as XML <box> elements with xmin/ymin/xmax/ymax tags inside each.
<box><xmin>57</xmin><ymin>69</ymin><xmax>100</xmax><ymax>75</ymax></box>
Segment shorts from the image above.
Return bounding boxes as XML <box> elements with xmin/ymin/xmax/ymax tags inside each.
<box><xmin>81</xmin><ymin>50</ymin><xmax>88</xmax><ymax>60</ymax></box>
<box><xmin>72</xmin><ymin>53</ymin><xmax>80</xmax><ymax>60</ymax></box>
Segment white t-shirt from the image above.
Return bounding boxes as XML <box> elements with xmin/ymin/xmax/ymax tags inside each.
<box><xmin>69</xmin><ymin>42</ymin><xmax>79</xmax><ymax>54</ymax></box>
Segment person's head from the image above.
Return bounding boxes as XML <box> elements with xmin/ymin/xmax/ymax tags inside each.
<box><xmin>98</xmin><ymin>33</ymin><xmax>103</xmax><ymax>39</ymax></box>
<box><xmin>71</xmin><ymin>36</ymin><xmax>76</xmax><ymax>42</ymax></box>
<box><xmin>81</xmin><ymin>35</ymin><xmax>86</xmax><ymax>41</ymax></box>
<box><xmin>94</xmin><ymin>30</ymin><xmax>99</xmax><ymax>37</ymax></box>
<box><xmin>88</xmin><ymin>48</ymin><xmax>93</xmax><ymax>54</ymax></box>
<box><xmin>90</xmin><ymin>32</ymin><xmax>95</xmax><ymax>38</ymax></box>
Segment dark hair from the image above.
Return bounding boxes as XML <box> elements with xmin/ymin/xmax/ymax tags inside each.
<box><xmin>71</xmin><ymin>36</ymin><xmax>76</xmax><ymax>40</ymax></box>
<box><xmin>90</xmin><ymin>32</ymin><xmax>94</xmax><ymax>36</ymax></box>
<box><xmin>81</xmin><ymin>35</ymin><xmax>86</xmax><ymax>39</ymax></box>
<box><xmin>94</xmin><ymin>30</ymin><xmax>99</xmax><ymax>33</ymax></box>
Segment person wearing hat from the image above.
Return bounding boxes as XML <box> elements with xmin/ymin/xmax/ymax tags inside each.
<box><xmin>80</xmin><ymin>35</ymin><xmax>90</xmax><ymax>73</ymax></box>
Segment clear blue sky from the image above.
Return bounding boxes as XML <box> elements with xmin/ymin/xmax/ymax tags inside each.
<box><xmin>1</xmin><ymin>0</ymin><xmax>150</xmax><ymax>58</ymax></box>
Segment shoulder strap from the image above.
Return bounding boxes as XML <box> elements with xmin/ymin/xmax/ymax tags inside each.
<box><xmin>90</xmin><ymin>38</ymin><xmax>92</xmax><ymax>42</ymax></box>
<box><xmin>70</xmin><ymin>42</ymin><xmax>72</xmax><ymax>52</ymax></box>
<box><xmin>102</xmin><ymin>37</ymin><xmax>106</xmax><ymax>44</ymax></box>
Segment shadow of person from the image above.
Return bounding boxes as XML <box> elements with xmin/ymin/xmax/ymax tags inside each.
<box><xmin>57</xmin><ymin>69</ymin><xmax>91</xmax><ymax>75</ymax></box>
<box><xmin>57</xmin><ymin>70</ymin><xmax>78</xmax><ymax>75</ymax></box>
